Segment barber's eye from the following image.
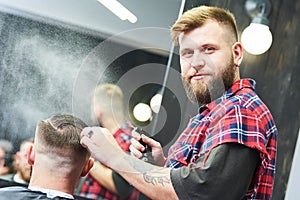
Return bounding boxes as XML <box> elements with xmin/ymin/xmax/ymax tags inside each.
<box><xmin>204</xmin><ymin>47</ymin><xmax>215</xmax><ymax>53</ymax></box>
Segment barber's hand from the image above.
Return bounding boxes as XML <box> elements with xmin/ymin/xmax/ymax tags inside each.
<box><xmin>80</xmin><ymin>127</ymin><xmax>123</xmax><ymax>166</ymax></box>
<box><xmin>130</xmin><ymin>134</ymin><xmax>166</xmax><ymax>166</ymax></box>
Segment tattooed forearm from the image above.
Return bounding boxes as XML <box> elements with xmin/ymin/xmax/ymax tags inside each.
<box><xmin>124</xmin><ymin>155</ymin><xmax>154</xmax><ymax>173</ymax></box>
<box><xmin>143</xmin><ymin>172</ymin><xmax>171</xmax><ymax>186</ymax></box>
<box><xmin>124</xmin><ymin>155</ymin><xmax>171</xmax><ymax>186</ymax></box>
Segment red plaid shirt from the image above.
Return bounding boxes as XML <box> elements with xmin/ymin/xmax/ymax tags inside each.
<box><xmin>166</xmin><ymin>79</ymin><xmax>277</xmax><ymax>200</ymax></box>
<box><xmin>80</xmin><ymin>122</ymin><xmax>140</xmax><ymax>200</ymax></box>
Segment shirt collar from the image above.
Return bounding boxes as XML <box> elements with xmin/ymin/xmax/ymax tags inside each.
<box><xmin>198</xmin><ymin>78</ymin><xmax>256</xmax><ymax>113</ymax></box>
<box><xmin>28</xmin><ymin>186</ymin><xmax>74</xmax><ymax>199</ymax></box>
<box><xmin>13</xmin><ymin>174</ymin><xmax>28</xmax><ymax>184</ymax></box>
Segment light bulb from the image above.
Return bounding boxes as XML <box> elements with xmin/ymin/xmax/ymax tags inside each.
<box><xmin>133</xmin><ymin>103</ymin><xmax>152</xmax><ymax>122</ymax></box>
<box><xmin>241</xmin><ymin>23</ymin><xmax>273</xmax><ymax>55</ymax></box>
<box><xmin>150</xmin><ymin>93</ymin><xmax>162</xmax><ymax>113</ymax></box>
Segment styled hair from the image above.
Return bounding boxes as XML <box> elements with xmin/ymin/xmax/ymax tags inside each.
<box><xmin>35</xmin><ymin>114</ymin><xmax>89</xmax><ymax>158</ymax></box>
<box><xmin>171</xmin><ymin>6</ymin><xmax>238</xmax><ymax>44</ymax></box>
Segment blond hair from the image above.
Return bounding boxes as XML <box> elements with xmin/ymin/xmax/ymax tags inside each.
<box><xmin>92</xmin><ymin>83</ymin><xmax>124</xmax><ymax>115</ymax></box>
<box><xmin>171</xmin><ymin>6</ymin><xmax>238</xmax><ymax>44</ymax></box>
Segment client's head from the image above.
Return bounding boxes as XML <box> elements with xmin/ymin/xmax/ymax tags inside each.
<box><xmin>28</xmin><ymin>114</ymin><xmax>93</xmax><ymax>189</ymax></box>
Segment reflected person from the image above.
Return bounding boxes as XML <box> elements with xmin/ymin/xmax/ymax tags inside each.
<box><xmin>0</xmin><ymin>138</ymin><xmax>34</xmax><ymax>185</ymax></box>
<box><xmin>0</xmin><ymin>139</ymin><xmax>14</xmax><ymax>176</ymax></box>
<box><xmin>79</xmin><ymin>83</ymin><xmax>140</xmax><ymax>200</ymax></box>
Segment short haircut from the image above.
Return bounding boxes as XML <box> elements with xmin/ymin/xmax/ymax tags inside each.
<box><xmin>171</xmin><ymin>6</ymin><xmax>238</xmax><ymax>44</ymax></box>
<box><xmin>35</xmin><ymin>114</ymin><xmax>89</xmax><ymax>159</ymax></box>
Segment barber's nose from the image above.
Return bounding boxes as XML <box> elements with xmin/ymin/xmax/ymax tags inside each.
<box><xmin>191</xmin><ymin>51</ymin><xmax>205</xmax><ymax>69</ymax></box>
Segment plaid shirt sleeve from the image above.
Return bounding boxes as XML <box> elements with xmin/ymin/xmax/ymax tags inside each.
<box><xmin>204</xmin><ymin>102</ymin><xmax>277</xmax><ymax>200</ymax></box>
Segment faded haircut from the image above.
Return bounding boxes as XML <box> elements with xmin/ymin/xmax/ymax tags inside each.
<box><xmin>171</xmin><ymin>6</ymin><xmax>238</xmax><ymax>44</ymax></box>
<box><xmin>35</xmin><ymin>114</ymin><xmax>89</xmax><ymax>158</ymax></box>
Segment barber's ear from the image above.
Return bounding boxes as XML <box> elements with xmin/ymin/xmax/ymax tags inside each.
<box><xmin>232</xmin><ymin>42</ymin><xmax>243</xmax><ymax>66</ymax></box>
<box><xmin>27</xmin><ymin>144</ymin><xmax>35</xmax><ymax>166</ymax></box>
<box><xmin>81</xmin><ymin>158</ymin><xmax>94</xmax><ymax>177</ymax></box>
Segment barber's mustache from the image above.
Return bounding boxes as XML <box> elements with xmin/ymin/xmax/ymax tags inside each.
<box><xmin>183</xmin><ymin>71</ymin><xmax>212</xmax><ymax>79</ymax></box>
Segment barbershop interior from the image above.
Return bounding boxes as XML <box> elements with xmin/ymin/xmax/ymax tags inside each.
<box><xmin>0</xmin><ymin>0</ymin><xmax>299</xmax><ymax>199</ymax></box>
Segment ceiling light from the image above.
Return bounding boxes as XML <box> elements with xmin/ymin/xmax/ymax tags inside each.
<box><xmin>96</xmin><ymin>0</ymin><xmax>137</xmax><ymax>23</ymax></box>
<box><xmin>241</xmin><ymin>0</ymin><xmax>272</xmax><ymax>55</ymax></box>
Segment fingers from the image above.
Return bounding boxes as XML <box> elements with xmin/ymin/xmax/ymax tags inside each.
<box><xmin>131</xmin><ymin>128</ymin><xmax>142</xmax><ymax>140</ymax></box>
<box><xmin>129</xmin><ymin>145</ymin><xmax>143</xmax><ymax>159</ymax></box>
<box><xmin>129</xmin><ymin>134</ymin><xmax>160</xmax><ymax>158</ymax></box>
<box><xmin>129</xmin><ymin>137</ymin><xmax>144</xmax><ymax>159</ymax></box>
<box><xmin>141</xmin><ymin>134</ymin><xmax>160</xmax><ymax>148</ymax></box>
<box><xmin>81</xmin><ymin>127</ymin><xmax>100</xmax><ymax>140</ymax></box>
<box><xmin>80</xmin><ymin>127</ymin><xmax>109</xmax><ymax>152</ymax></box>
<box><xmin>80</xmin><ymin>127</ymin><xmax>93</xmax><ymax>148</ymax></box>
<box><xmin>130</xmin><ymin>134</ymin><xmax>158</xmax><ymax>153</ymax></box>
<box><xmin>80</xmin><ymin>135</ymin><xmax>97</xmax><ymax>153</ymax></box>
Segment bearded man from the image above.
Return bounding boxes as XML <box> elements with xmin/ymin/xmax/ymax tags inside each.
<box><xmin>80</xmin><ymin>6</ymin><xmax>278</xmax><ymax>200</ymax></box>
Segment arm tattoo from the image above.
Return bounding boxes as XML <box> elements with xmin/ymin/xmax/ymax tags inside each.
<box><xmin>124</xmin><ymin>155</ymin><xmax>171</xmax><ymax>187</ymax></box>
<box><xmin>143</xmin><ymin>172</ymin><xmax>171</xmax><ymax>186</ymax></box>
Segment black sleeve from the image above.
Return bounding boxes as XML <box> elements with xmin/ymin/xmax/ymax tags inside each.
<box><xmin>112</xmin><ymin>170</ymin><xmax>135</xmax><ymax>199</ymax></box>
<box><xmin>170</xmin><ymin>143</ymin><xmax>260</xmax><ymax>200</ymax></box>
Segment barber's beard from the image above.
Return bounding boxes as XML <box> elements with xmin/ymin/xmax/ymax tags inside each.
<box><xmin>182</xmin><ymin>58</ymin><xmax>236</xmax><ymax>105</ymax></box>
